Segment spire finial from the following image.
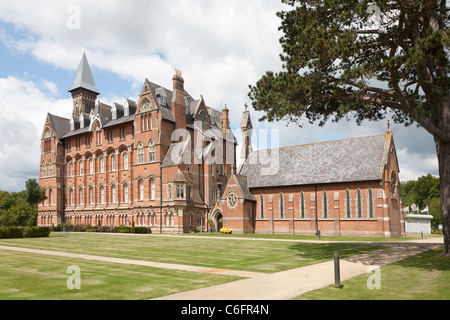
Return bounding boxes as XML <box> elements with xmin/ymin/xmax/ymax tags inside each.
<box><xmin>244</xmin><ymin>102</ymin><xmax>248</xmax><ymax>111</ymax></box>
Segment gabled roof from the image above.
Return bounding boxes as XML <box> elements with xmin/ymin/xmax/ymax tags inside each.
<box><xmin>240</xmin><ymin>134</ymin><xmax>390</xmax><ymax>188</ymax></box>
<box><xmin>68</xmin><ymin>52</ymin><xmax>100</xmax><ymax>94</ymax></box>
<box><xmin>47</xmin><ymin>113</ymin><xmax>70</xmax><ymax>142</ymax></box>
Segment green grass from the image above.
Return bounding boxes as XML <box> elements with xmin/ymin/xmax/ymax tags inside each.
<box><xmin>0</xmin><ymin>232</ymin><xmax>384</xmax><ymax>273</ymax></box>
<box><xmin>297</xmin><ymin>247</ymin><xmax>450</xmax><ymax>300</ymax></box>
<box><xmin>0</xmin><ymin>249</ymin><xmax>240</xmax><ymax>300</ymax></box>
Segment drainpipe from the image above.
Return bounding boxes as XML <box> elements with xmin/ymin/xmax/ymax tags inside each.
<box><xmin>314</xmin><ymin>185</ymin><xmax>319</xmax><ymax>235</ymax></box>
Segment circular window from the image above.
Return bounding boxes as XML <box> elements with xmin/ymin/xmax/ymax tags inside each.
<box><xmin>227</xmin><ymin>192</ymin><xmax>238</xmax><ymax>208</ymax></box>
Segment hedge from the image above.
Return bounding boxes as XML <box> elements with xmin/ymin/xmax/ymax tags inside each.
<box><xmin>0</xmin><ymin>226</ymin><xmax>50</xmax><ymax>239</ymax></box>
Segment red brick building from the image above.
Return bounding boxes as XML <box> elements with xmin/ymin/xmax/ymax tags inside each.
<box><xmin>38</xmin><ymin>53</ymin><xmax>235</xmax><ymax>233</ymax></box>
<box><xmin>213</xmin><ymin>107</ymin><xmax>405</xmax><ymax>237</ymax></box>
<box><xmin>38</xmin><ymin>53</ymin><xmax>405</xmax><ymax>237</ymax></box>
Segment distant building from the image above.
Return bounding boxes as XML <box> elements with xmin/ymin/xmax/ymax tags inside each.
<box><xmin>38</xmin><ymin>53</ymin><xmax>405</xmax><ymax>237</ymax></box>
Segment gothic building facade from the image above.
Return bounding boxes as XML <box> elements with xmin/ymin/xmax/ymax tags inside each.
<box><xmin>38</xmin><ymin>53</ymin><xmax>235</xmax><ymax>233</ymax></box>
<box><xmin>38</xmin><ymin>53</ymin><xmax>405</xmax><ymax>237</ymax></box>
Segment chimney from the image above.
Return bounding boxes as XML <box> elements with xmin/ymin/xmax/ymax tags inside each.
<box><xmin>172</xmin><ymin>69</ymin><xmax>186</xmax><ymax>130</ymax></box>
<box><xmin>222</xmin><ymin>104</ymin><xmax>229</xmax><ymax>136</ymax></box>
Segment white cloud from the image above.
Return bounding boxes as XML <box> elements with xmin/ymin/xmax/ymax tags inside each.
<box><xmin>0</xmin><ymin>0</ymin><xmax>440</xmax><ymax>191</ymax></box>
<box><xmin>0</xmin><ymin>76</ymin><xmax>72</xmax><ymax>191</ymax></box>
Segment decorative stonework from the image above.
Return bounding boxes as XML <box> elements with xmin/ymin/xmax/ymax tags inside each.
<box><xmin>227</xmin><ymin>192</ymin><xmax>238</xmax><ymax>209</ymax></box>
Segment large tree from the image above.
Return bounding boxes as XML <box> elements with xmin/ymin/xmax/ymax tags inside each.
<box><xmin>249</xmin><ymin>1</ymin><xmax>449</xmax><ymax>254</ymax></box>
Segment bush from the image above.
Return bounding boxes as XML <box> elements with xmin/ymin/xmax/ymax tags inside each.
<box><xmin>24</xmin><ymin>227</ymin><xmax>51</xmax><ymax>238</ymax></box>
<box><xmin>115</xmin><ymin>226</ymin><xmax>131</xmax><ymax>233</ymax></box>
<box><xmin>131</xmin><ymin>226</ymin><xmax>150</xmax><ymax>234</ymax></box>
<box><xmin>0</xmin><ymin>227</ymin><xmax>24</xmax><ymax>238</ymax></box>
<box><xmin>220</xmin><ymin>227</ymin><xmax>233</xmax><ymax>234</ymax></box>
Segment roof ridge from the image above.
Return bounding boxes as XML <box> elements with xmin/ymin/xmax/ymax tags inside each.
<box><xmin>253</xmin><ymin>134</ymin><xmax>386</xmax><ymax>153</ymax></box>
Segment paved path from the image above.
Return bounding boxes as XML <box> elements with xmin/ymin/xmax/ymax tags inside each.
<box><xmin>0</xmin><ymin>236</ymin><xmax>443</xmax><ymax>300</ymax></box>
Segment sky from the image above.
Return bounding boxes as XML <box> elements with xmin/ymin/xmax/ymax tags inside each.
<box><xmin>0</xmin><ymin>0</ymin><xmax>439</xmax><ymax>193</ymax></box>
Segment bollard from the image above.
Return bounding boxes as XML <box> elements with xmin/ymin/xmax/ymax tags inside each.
<box><xmin>334</xmin><ymin>251</ymin><xmax>341</xmax><ymax>288</ymax></box>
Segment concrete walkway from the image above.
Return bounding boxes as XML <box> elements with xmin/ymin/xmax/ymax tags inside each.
<box><xmin>0</xmin><ymin>236</ymin><xmax>443</xmax><ymax>300</ymax></box>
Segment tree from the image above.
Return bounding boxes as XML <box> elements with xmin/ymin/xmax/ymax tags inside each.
<box><xmin>0</xmin><ymin>190</ymin><xmax>37</xmax><ymax>227</ymax></box>
<box><xmin>25</xmin><ymin>179</ymin><xmax>46</xmax><ymax>207</ymax></box>
<box><xmin>249</xmin><ymin>1</ymin><xmax>450</xmax><ymax>255</ymax></box>
<box><xmin>400</xmin><ymin>174</ymin><xmax>440</xmax><ymax>208</ymax></box>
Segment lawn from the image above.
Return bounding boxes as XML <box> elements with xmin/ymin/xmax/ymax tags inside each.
<box><xmin>0</xmin><ymin>232</ymin><xmax>384</xmax><ymax>273</ymax></box>
<box><xmin>297</xmin><ymin>247</ymin><xmax>450</xmax><ymax>300</ymax></box>
<box><xmin>0</xmin><ymin>232</ymin><xmax>386</xmax><ymax>300</ymax></box>
<box><xmin>0</xmin><ymin>250</ymin><xmax>239</xmax><ymax>300</ymax></box>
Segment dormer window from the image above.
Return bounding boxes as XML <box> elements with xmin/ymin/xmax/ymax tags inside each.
<box><xmin>199</xmin><ymin>112</ymin><xmax>206</xmax><ymax>121</ymax></box>
<box><xmin>156</xmin><ymin>88</ymin><xmax>167</xmax><ymax>106</ymax></box>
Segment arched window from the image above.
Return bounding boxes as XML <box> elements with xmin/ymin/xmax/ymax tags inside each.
<box><xmin>150</xmin><ymin>178</ymin><xmax>156</xmax><ymax>200</ymax></box>
<box><xmin>48</xmin><ymin>188</ymin><xmax>52</xmax><ymax>205</ymax></box>
<box><xmin>89</xmin><ymin>187</ymin><xmax>93</xmax><ymax>204</ymax></box>
<box><xmin>111</xmin><ymin>154</ymin><xmax>116</xmax><ymax>171</ymax></box>
<box><xmin>390</xmin><ymin>171</ymin><xmax>397</xmax><ymax>196</ymax></box>
<box><xmin>148</xmin><ymin>139</ymin><xmax>155</xmax><ymax>162</ymax></box>
<box><xmin>100</xmin><ymin>186</ymin><xmax>105</xmax><ymax>204</ymax></box>
<box><xmin>112</xmin><ymin>185</ymin><xmax>116</xmax><ymax>203</ymax></box>
<box><xmin>139</xmin><ymin>179</ymin><xmax>144</xmax><ymax>200</ymax></box>
<box><xmin>279</xmin><ymin>193</ymin><xmax>284</xmax><ymax>218</ymax></box>
<box><xmin>48</xmin><ymin>160</ymin><xmax>53</xmax><ymax>176</ymax></box>
<box><xmin>367</xmin><ymin>188</ymin><xmax>374</xmax><ymax>218</ymax></box>
<box><xmin>137</xmin><ymin>142</ymin><xmax>144</xmax><ymax>164</ymax></box>
<box><xmin>100</xmin><ymin>156</ymin><xmax>104</xmax><ymax>173</ymax></box>
<box><xmin>356</xmin><ymin>189</ymin><xmax>363</xmax><ymax>218</ymax></box>
<box><xmin>89</xmin><ymin>158</ymin><xmax>94</xmax><ymax>174</ymax></box>
<box><xmin>42</xmin><ymin>161</ymin><xmax>47</xmax><ymax>177</ymax></box>
<box><xmin>123</xmin><ymin>152</ymin><xmax>128</xmax><ymax>170</ymax></box>
<box><xmin>259</xmin><ymin>194</ymin><xmax>264</xmax><ymax>218</ymax></box>
<box><xmin>79</xmin><ymin>188</ymin><xmax>83</xmax><ymax>205</ymax></box>
<box><xmin>345</xmin><ymin>189</ymin><xmax>351</xmax><ymax>218</ymax></box>
<box><xmin>124</xmin><ymin>183</ymin><xmax>128</xmax><ymax>203</ymax></box>
<box><xmin>322</xmin><ymin>191</ymin><xmax>328</xmax><ymax>218</ymax></box>
<box><xmin>79</xmin><ymin>159</ymin><xmax>83</xmax><ymax>176</ymax></box>
<box><xmin>69</xmin><ymin>189</ymin><xmax>73</xmax><ymax>205</ymax></box>
<box><xmin>300</xmin><ymin>192</ymin><xmax>305</xmax><ymax>218</ymax></box>
<box><xmin>69</xmin><ymin>161</ymin><xmax>73</xmax><ymax>177</ymax></box>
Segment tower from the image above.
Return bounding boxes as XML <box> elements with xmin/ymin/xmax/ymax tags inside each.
<box><xmin>68</xmin><ymin>53</ymin><xmax>100</xmax><ymax>117</ymax></box>
<box><xmin>239</xmin><ymin>103</ymin><xmax>253</xmax><ymax>173</ymax></box>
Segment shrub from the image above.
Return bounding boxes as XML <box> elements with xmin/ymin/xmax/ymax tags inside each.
<box><xmin>131</xmin><ymin>226</ymin><xmax>150</xmax><ymax>234</ymax></box>
<box><xmin>0</xmin><ymin>227</ymin><xmax>25</xmax><ymax>238</ymax></box>
<box><xmin>115</xmin><ymin>226</ymin><xmax>131</xmax><ymax>233</ymax></box>
<box><xmin>220</xmin><ymin>227</ymin><xmax>233</xmax><ymax>234</ymax></box>
<box><xmin>24</xmin><ymin>227</ymin><xmax>51</xmax><ymax>238</ymax></box>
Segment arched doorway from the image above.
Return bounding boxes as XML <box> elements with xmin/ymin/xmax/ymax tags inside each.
<box><xmin>212</xmin><ymin>210</ymin><xmax>223</xmax><ymax>232</ymax></box>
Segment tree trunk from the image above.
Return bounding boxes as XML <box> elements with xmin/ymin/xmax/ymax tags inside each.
<box><xmin>435</xmin><ymin>136</ymin><xmax>450</xmax><ymax>256</ymax></box>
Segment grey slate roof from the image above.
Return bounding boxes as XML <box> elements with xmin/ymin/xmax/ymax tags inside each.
<box><xmin>47</xmin><ymin>113</ymin><xmax>70</xmax><ymax>142</ymax></box>
<box><xmin>68</xmin><ymin>53</ymin><xmax>100</xmax><ymax>94</ymax></box>
<box><xmin>240</xmin><ymin>134</ymin><xmax>388</xmax><ymax>188</ymax></box>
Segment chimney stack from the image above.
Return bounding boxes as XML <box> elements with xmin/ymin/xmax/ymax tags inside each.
<box><xmin>172</xmin><ymin>69</ymin><xmax>186</xmax><ymax>129</ymax></box>
<box><xmin>222</xmin><ymin>104</ymin><xmax>230</xmax><ymax>136</ymax></box>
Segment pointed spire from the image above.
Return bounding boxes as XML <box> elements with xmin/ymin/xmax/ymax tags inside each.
<box><xmin>68</xmin><ymin>52</ymin><xmax>100</xmax><ymax>94</ymax></box>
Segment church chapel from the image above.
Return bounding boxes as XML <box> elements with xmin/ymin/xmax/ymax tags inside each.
<box><xmin>38</xmin><ymin>54</ymin><xmax>405</xmax><ymax>237</ymax></box>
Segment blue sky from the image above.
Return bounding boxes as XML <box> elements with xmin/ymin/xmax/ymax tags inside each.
<box><xmin>0</xmin><ymin>0</ymin><xmax>439</xmax><ymax>192</ymax></box>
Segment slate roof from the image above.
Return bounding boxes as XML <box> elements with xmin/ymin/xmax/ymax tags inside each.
<box><xmin>47</xmin><ymin>113</ymin><xmax>70</xmax><ymax>142</ymax></box>
<box><xmin>68</xmin><ymin>53</ymin><xmax>100</xmax><ymax>94</ymax></box>
<box><xmin>239</xmin><ymin>134</ymin><xmax>389</xmax><ymax>188</ymax></box>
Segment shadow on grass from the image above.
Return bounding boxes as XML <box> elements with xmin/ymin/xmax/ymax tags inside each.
<box><xmin>287</xmin><ymin>242</ymin><xmax>385</xmax><ymax>262</ymax></box>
